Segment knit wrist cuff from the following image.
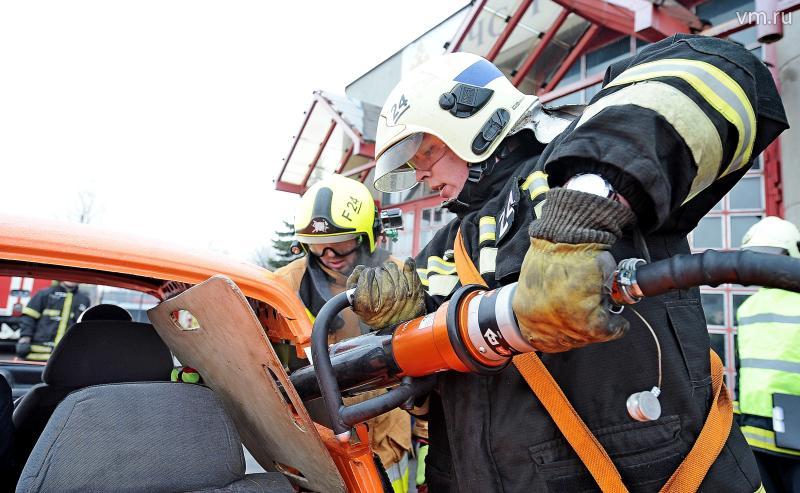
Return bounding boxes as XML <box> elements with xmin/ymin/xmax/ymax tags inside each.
<box><xmin>528</xmin><ymin>188</ymin><xmax>636</xmax><ymax>245</ymax></box>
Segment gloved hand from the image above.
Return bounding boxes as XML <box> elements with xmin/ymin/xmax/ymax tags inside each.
<box><xmin>512</xmin><ymin>187</ymin><xmax>636</xmax><ymax>353</ymax></box>
<box><xmin>347</xmin><ymin>258</ymin><xmax>426</xmax><ymax>330</ymax></box>
<box><xmin>15</xmin><ymin>337</ymin><xmax>31</xmax><ymax>358</ymax></box>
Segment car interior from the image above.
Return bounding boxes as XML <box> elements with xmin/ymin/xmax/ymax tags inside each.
<box><xmin>2</xmin><ymin>297</ymin><xmax>295</xmax><ymax>492</ymax></box>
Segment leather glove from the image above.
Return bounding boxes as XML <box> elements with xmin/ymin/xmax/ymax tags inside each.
<box><xmin>512</xmin><ymin>187</ymin><xmax>636</xmax><ymax>353</ymax></box>
<box><xmin>347</xmin><ymin>258</ymin><xmax>426</xmax><ymax>330</ymax></box>
<box><xmin>16</xmin><ymin>337</ymin><xmax>31</xmax><ymax>358</ymax></box>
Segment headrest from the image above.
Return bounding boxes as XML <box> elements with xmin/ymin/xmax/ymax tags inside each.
<box><xmin>77</xmin><ymin>304</ymin><xmax>132</xmax><ymax>322</ymax></box>
<box><xmin>43</xmin><ymin>321</ymin><xmax>172</xmax><ymax>387</ymax></box>
<box><xmin>16</xmin><ymin>382</ymin><xmax>247</xmax><ymax>492</ymax></box>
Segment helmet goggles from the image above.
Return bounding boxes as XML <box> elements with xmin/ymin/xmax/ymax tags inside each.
<box><xmin>306</xmin><ymin>237</ymin><xmax>363</xmax><ymax>258</ymax></box>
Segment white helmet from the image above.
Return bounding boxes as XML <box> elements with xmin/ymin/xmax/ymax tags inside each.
<box><xmin>374</xmin><ymin>52</ymin><xmax>575</xmax><ymax>193</ymax></box>
<box><xmin>741</xmin><ymin>216</ymin><xmax>800</xmax><ymax>258</ymax></box>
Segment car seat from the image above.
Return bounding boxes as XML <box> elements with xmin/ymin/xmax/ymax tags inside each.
<box><xmin>12</xmin><ymin>316</ymin><xmax>173</xmax><ymax>471</ymax></box>
<box><xmin>16</xmin><ymin>382</ymin><xmax>293</xmax><ymax>492</ymax></box>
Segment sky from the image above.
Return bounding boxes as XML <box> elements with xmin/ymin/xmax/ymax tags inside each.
<box><xmin>0</xmin><ymin>1</ymin><xmax>466</xmax><ymax>262</ymax></box>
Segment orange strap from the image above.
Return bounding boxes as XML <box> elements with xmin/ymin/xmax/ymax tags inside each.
<box><xmin>452</xmin><ymin>228</ymin><xmax>733</xmax><ymax>492</ymax></box>
<box><xmin>454</xmin><ymin>229</ymin><xmax>484</xmax><ymax>287</ymax></box>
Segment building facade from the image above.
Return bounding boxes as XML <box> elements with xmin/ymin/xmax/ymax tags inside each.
<box><xmin>275</xmin><ymin>0</ymin><xmax>800</xmax><ymax>396</ymax></box>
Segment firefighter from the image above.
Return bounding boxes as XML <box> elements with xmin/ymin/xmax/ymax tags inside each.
<box><xmin>16</xmin><ymin>281</ymin><xmax>90</xmax><ymax>361</ymax></box>
<box><xmin>274</xmin><ymin>175</ymin><xmax>414</xmax><ymax>492</ymax></box>
<box><xmin>347</xmin><ymin>35</ymin><xmax>788</xmax><ymax>492</ymax></box>
<box><xmin>736</xmin><ymin>216</ymin><xmax>800</xmax><ymax>492</ymax></box>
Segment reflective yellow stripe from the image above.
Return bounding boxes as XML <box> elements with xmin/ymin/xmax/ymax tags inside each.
<box><xmin>520</xmin><ymin>171</ymin><xmax>549</xmax><ymax>201</ymax></box>
<box><xmin>416</xmin><ymin>268</ymin><xmax>429</xmax><ymax>286</ymax></box>
<box><xmin>25</xmin><ymin>352</ymin><xmax>52</xmax><ymax>361</ymax></box>
<box><xmin>22</xmin><ymin>306</ymin><xmax>41</xmax><ymax>319</ymax></box>
<box><xmin>42</xmin><ymin>309</ymin><xmax>61</xmax><ymax>317</ymax></box>
<box><xmin>479</xmin><ymin>216</ymin><xmax>496</xmax><ymax>244</ymax></box>
<box><xmin>54</xmin><ymin>292</ymin><xmax>73</xmax><ymax>345</ymax></box>
<box><xmin>425</xmin><ymin>256</ymin><xmax>456</xmax><ymax>275</ymax></box>
<box><xmin>606</xmin><ymin>58</ymin><xmax>756</xmax><ymax>178</ymax></box>
<box><xmin>387</xmin><ymin>452</ymin><xmax>410</xmax><ymax>493</ymax></box>
<box><xmin>29</xmin><ymin>344</ymin><xmax>53</xmax><ymax>353</ymax></box>
<box><xmin>304</xmin><ymin>308</ymin><xmax>316</xmax><ymax>324</ymax></box>
<box><xmin>755</xmin><ymin>485</ymin><xmax>766</xmax><ymax>493</ymax></box>
<box><xmin>741</xmin><ymin>425</ymin><xmax>800</xmax><ymax>456</ymax></box>
<box><xmin>577</xmin><ymin>81</ymin><xmax>722</xmax><ymax>202</ymax></box>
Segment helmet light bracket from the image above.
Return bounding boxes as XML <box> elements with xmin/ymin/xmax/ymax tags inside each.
<box><xmin>472</xmin><ymin>108</ymin><xmax>510</xmax><ymax>155</ymax></box>
<box><xmin>439</xmin><ymin>83</ymin><xmax>494</xmax><ymax>118</ymax></box>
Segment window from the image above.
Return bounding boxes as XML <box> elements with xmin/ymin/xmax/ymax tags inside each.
<box><xmin>701</xmin><ymin>292</ymin><xmax>725</xmax><ymax>327</ymax></box>
<box><xmin>385</xmin><ymin>210</ymin><xmax>415</xmax><ymax>260</ymax></box>
<box><xmin>419</xmin><ymin>207</ymin><xmax>455</xmax><ymax>248</ymax></box>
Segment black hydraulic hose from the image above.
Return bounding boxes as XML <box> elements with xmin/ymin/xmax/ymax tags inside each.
<box><xmin>636</xmin><ymin>250</ymin><xmax>800</xmax><ymax>297</ymax></box>
<box><xmin>311</xmin><ymin>291</ymin><xmax>436</xmax><ymax>437</ymax></box>
<box><xmin>291</xmin><ymin>332</ymin><xmax>399</xmax><ymax>401</ymax></box>
<box><xmin>311</xmin><ymin>291</ymin><xmax>352</xmax><ymax>437</ymax></box>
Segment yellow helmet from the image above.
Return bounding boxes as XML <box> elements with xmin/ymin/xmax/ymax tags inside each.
<box><xmin>741</xmin><ymin>216</ymin><xmax>800</xmax><ymax>258</ymax></box>
<box><xmin>294</xmin><ymin>175</ymin><xmax>379</xmax><ymax>252</ymax></box>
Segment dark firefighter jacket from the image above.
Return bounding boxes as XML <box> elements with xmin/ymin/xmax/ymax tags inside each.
<box><xmin>274</xmin><ymin>250</ymin><xmax>413</xmax><ymax>470</ymax></box>
<box><xmin>19</xmin><ymin>285</ymin><xmax>90</xmax><ymax>360</ymax></box>
<box><xmin>414</xmin><ymin>34</ymin><xmax>788</xmax><ymax>493</ymax></box>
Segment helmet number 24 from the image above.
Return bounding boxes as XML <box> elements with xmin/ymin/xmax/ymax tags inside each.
<box><xmin>389</xmin><ymin>94</ymin><xmax>410</xmax><ymax>125</ymax></box>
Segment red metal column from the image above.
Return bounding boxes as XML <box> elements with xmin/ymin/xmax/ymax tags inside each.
<box><xmin>512</xmin><ymin>8</ymin><xmax>569</xmax><ymax>86</ymax></box>
<box><xmin>448</xmin><ymin>0</ymin><xmax>489</xmax><ymax>53</ymax></box>
<box><xmin>301</xmin><ymin>120</ymin><xmax>337</xmax><ymax>187</ymax></box>
<box><xmin>540</xmin><ymin>24</ymin><xmax>599</xmax><ymax>94</ymax></box>
<box><xmin>336</xmin><ymin>143</ymin><xmax>355</xmax><ymax>174</ymax></box>
<box><xmin>485</xmin><ymin>0</ymin><xmax>535</xmax><ymax>62</ymax></box>
<box><xmin>763</xmin><ymin>43</ymin><xmax>784</xmax><ymax>217</ymax></box>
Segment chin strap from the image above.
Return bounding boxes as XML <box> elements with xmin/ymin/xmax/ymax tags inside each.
<box><xmin>445</xmin><ymin>139</ymin><xmax>517</xmax><ymax>213</ymax></box>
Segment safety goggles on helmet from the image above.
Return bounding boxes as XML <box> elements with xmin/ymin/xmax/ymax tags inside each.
<box><xmin>306</xmin><ymin>237</ymin><xmax>362</xmax><ymax>258</ymax></box>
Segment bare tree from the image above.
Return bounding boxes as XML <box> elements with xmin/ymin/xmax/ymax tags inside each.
<box><xmin>251</xmin><ymin>246</ymin><xmax>272</xmax><ymax>269</ymax></box>
<box><xmin>72</xmin><ymin>191</ymin><xmax>96</xmax><ymax>224</ymax></box>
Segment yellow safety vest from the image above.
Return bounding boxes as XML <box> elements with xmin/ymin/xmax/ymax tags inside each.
<box><xmin>737</xmin><ymin>288</ymin><xmax>800</xmax><ymax>456</ymax></box>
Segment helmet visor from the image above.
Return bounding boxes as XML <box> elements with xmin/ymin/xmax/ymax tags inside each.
<box><xmin>374</xmin><ymin>133</ymin><xmax>424</xmax><ymax>193</ymax></box>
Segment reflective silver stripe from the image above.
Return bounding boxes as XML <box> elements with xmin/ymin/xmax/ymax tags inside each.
<box><xmin>740</xmin><ymin>358</ymin><xmax>800</xmax><ymax>374</ymax></box>
<box><xmin>428</xmin><ymin>274</ymin><xmax>459</xmax><ymax>297</ymax></box>
<box><xmin>739</xmin><ymin>313</ymin><xmax>800</xmax><ymax>325</ymax></box>
<box><xmin>416</xmin><ymin>268</ymin><xmax>429</xmax><ymax>285</ymax></box>
<box><xmin>479</xmin><ymin>247</ymin><xmax>497</xmax><ymax>275</ymax></box>
<box><xmin>577</xmin><ymin>81</ymin><xmax>722</xmax><ymax>201</ymax></box>
<box><xmin>426</xmin><ymin>256</ymin><xmax>456</xmax><ymax>275</ymax></box>
<box><xmin>534</xmin><ymin>199</ymin><xmax>546</xmax><ymax>219</ymax></box>
<box><xmin>520</xmin><ymin>171</ymin><xmax>549</xmax><ymax>200</ymax></box>
<box><xmin>479</xmin><ymin>216</ymin><xmax>496</xmax><ymax>244</ymax></box>
<box><xmin>385</xmin><ymin>451</ymin><xmax>409</xmax><ymax>484</ymax></box>
<box><xmin>606</xmin><ymin>58</ymin><xmax>755</xmax><ymax>177</ymax></box>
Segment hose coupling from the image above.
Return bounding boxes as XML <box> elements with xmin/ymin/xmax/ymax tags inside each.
<box><xmin>613</xmin><ymin>258</ymin><xmax>646</xmax><ymax>305</ymax></box>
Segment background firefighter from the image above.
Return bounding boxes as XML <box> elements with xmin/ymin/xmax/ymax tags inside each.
<box><xmin>16</xmin><ymin>281</ymin><xmax>90</xmax><ymax>361</ymax></box>
<box><xmin>347</xmin><ymin>35</ymin><xmax>788</xmax><ymax>492</ymax></box>
<box><xmin>736</xmin><ymin>216</ymin><xmax>800</xmax><ymax>492</ymax></box>
<box><xmin>274</xmin><ymin>175</ymin><xmax>414</xmax><ymax>492</ymax></box>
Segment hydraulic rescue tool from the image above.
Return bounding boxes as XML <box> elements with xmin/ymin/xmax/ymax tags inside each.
<box><xmin>290</xmin><ymin>249</ymin><xmax>800</xmax><ymax>440</ymax></box>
